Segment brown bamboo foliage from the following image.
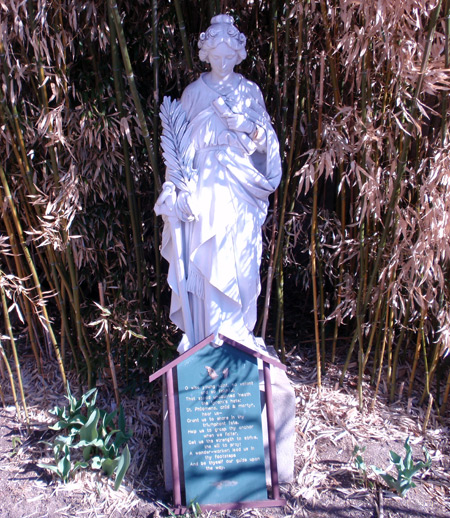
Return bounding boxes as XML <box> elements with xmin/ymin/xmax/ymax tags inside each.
<box><xmin>0</xmin><ymin>280</ymin><xmax>30</xmax><ymax>428</ymax></box>
<box><xmin>0</xmin><ymin>0</ymin><xmax>449</xmax><ymax>414</ymax></box>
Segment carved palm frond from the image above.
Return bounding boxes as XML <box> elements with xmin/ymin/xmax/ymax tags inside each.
<box><xmin>160</xmin><ymin>96</ymin><xmax>197</xmax><ymax>192</ymax></box>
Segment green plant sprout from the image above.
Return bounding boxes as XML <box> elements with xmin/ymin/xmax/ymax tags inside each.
<box><xmin>371</xmin><ymin>436</ymin><xmax>432</xmax><ymax>497</ymax></box>
<box><xmin>353</xmin><ymin>445</ymin><xmax>367</xmax><ymax>473</ymax></box>
<box><xmin>352</xmin><ymin>444</ymin><xmax>375</xmax><ymax>489</ymax></box>
<box><xmin>8</xmin><ymin>436</ymin><xmax>23</xmax><ymax>458</ymax></box>
<box><xmin>38</xmin><ymin>383</ymin><xmax>132</xmax><ymax>489</ymax></box>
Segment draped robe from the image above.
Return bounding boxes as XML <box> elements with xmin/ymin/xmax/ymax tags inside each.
<box><xmin>160</xmin><ymin>74</ymin><xmax>282</xmax><ymax>352</ymax></box>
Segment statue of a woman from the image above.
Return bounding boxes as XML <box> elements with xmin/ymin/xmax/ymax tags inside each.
<box><xmin>156</xmin><ymin>14</ymin><xmax>281</xmax><ymax>353</ymax></box>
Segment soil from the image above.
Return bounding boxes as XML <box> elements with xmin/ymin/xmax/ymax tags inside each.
<box><xmin>0</xmin><ymin>351</ymin><xmax>449</xmax><ymax>518</ymax></box>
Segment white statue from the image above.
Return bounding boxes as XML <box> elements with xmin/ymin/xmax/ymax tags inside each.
<box><xmin>155</xmin><ymin>14</ymin><xmax>282</xmax><ymax>353</ymax></box>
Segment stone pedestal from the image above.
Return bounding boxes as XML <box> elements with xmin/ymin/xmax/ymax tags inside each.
<box><xmin>261</xmin><ymin>346</ymin><xmax>295</xmax><ymax>484</ymax></box>
<box><xmin>162</xmin><ymin>346</ymin><xmax>295</xmax><ymax>490</ymax></box>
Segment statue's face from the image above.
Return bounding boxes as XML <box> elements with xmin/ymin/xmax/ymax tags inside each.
<box><xmin>208</xmin><ymin>42</ymin><xmax>238</xmax><ymax>79</ymax></box>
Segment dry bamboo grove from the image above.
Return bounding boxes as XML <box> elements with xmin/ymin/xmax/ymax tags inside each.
<box><xmin>1</xmin><ymin>0</ymin><xmax>450</xmax><ymax>422</ymax></box>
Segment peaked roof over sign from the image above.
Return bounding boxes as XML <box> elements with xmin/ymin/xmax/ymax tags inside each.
<box><xmin>149</xmin><ymin>333</ymin><xmax>285</xmax><ymax>383</ymax></box>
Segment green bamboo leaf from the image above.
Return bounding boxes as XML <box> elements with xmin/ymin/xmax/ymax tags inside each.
<box><xmin>114</xmin><ymin>445</ymin><xmax>131</xmax><ymax>490</ymax></box>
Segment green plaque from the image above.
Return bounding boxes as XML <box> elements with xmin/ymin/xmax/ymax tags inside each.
<box><xmin>177</xmin><ymin>342</ymin><xmax>267</xmax><ymax>505</ymax></box>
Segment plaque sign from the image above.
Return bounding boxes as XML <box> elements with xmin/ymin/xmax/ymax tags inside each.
<box><xmin>177</xmin><ymin>342</ymin><xmax>267</xmax><ymax>505</ymax></box>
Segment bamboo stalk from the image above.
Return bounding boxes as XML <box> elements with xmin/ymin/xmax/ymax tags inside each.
<box><xmin>408</xmin><ymin>307</ymin><xmax>426</xmax><ymax>397</ymax></box>
<box><xmin>317</xmin><ymin>0</ymin><xmax>343</xmax><ymax>365</ymax></box>
<box><xmin>263</xmin><ymin>7</ymin><xmax>303</xmax><ymax>341</ymax></box>
<box><xmin>109</xmin><ymin>0</ymin><xmax>162</xmax><ymax>322</ymax></box>
<box><xmin>173</xmin><ymin>0</ymin><xmax>193</xmax><ymax>72</ymax></box>
<box><xmin>271</xmin><ymin>1</ymin><xmax>281</xmax><ymax>132</ymax></box>
<box><xmin>0</xmin><ymin>380</ymin><xmax>5</xmax><ymax>407</ymax></box>
<box><xmin>275</xmin><ymin>263</ymin><xmax>285</xmax><ymax>361</ymax></box>
<box><xmin>26</xmin><ymin>0</ymin><xmax>60</xmax><ymax>183</ymax></box>
<box><xmin>420</xmin><ymin>338</ymin><xmax>441</xmax><ymax>405</ymax></box>
<box><xmin>261</xmin><ymin>190</ymin><xmax>278</xmax><ymax>340</ymax></box>
<box><xmin>440</xmin><ymin>369</ymin><xmax>450</xmax><ymax>414</ymax></box>
<box><xmin>152</xmin><ymin>0</ymin><xmax>162</xmax><ymax>320</ymax></box>
<box><xmin>358</xmin><ymin>0</ymin><xmax>443</xmax><ymax>339</ymax></box>
<box><xmin>319</xmin><ymin>0</ymin><xmax>342</xmax><ymax>107</ymax></box>
<box><xmin>108</xmin><ymin>0</ymin><xmax>161</xmax><ymax>193</ymax></box>
<box><xmin>318</xmin><ymin>245</ymin><xmax>326</xmax><ymax>372</ymax></box>
<box><xmin>66</xmin><ymin>241</ymin><xmax>92</xmax><ymax>387</ymax></box>
<box><xmin>208</xmin><ymin>0</ymin><xmax>219</xmax><ymax>19</ymax></box>
<box><xmin>311</xmin><ymin>52</ymin><xmax>326</xmax><ymax>389</ymax></box>
<box><xmin>389</xmin><ymin>301</ymin><xmax>411</xmax><ymax>402</ymax></box>
<box><xmin>2</xmin><ymin>210</ymin><xmax>42</xmax><ymax>373</ymax></box>
<box><xmin>343</xmin><ymin>51</ymin><xmax>371</xmax><ymax>391</ymax></box>
<box><xmin>441</xmin><ymin>0</ymin><xmax>449</xmax><ymax>146</ymax></box>
<box><xmin>107</xmin><ymin>2</ymin><xmax>144</xmax><ymax>309</ymax></box>
<box><xmin>0</xmin><ymin>164</ymin><xmax>67</xmax><ymax>387</ymax></box>
<box><xmin>98</xmin><ymin>283</ymin><xmax>120</xmax><ymax>407</ymax></box>
<box><xmin>1</xmin><ymin>43</ymin><xmax>79</xmax><ymax>366</ymax></box>
<box><xmin>361</xmin><ymin>292</ymin><xmax>384</xmax><ymax>374</ymax></box>
<box><xmin>279</xmin><ymin>6</ymin><xmax>291</xmax><ymax>159</ymax></box>
<box><xmin>0</xmin><ymin>341</ymin><xmax>21</xmax><ymax>420</ymax></box>
<box><xmin>348</xmin><ymin>0</ymin><xmax>443</xmax><ymax>399</ymax></box>
<box><xmin>0</xmin><ymin>82</ymin><xmax>35</xmax><ymax>193</ymax></box>
<box><xmin>370</xmin><ymin>296</ymin><xmax>390</xmax><ymax>412</ymax></box>
<box><xmin>28</xmin><ymin>2</ymin><xmax>98</xmax><ymax>371</ymax></box>
<box><xmin>422</xmin><ymin>394</ymin><xmax>434</xmax><ymax>434</ymax></box>
<box><xmin>371</xmin><ymin>301</ymin><xmax>387</xmax><ymax>385</ymax></box>
<box><xmin>1</xmin><ymin>281</ymin><xmax>30</xmax><ymax>428</ymax></box>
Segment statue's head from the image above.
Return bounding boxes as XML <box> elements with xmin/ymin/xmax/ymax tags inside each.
<box><xmin>198</xmin><ymin>14</ymin><xmax>247</xmax><ymax>65</ymax></box>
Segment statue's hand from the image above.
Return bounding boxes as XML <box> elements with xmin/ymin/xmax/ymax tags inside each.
<box><xmin>225</xmin><ymin>113</ymin><xmax>255</xmax><ymax>134</ymax></box>
<box><xmin>176</xmin><ymin>191</ymin><xmax>198</xmax><ymax>222</ymax></box>
<box><xmin>154</xmin><ymin>181</ymin><xmax>176</xmax><ymax>216</ymax></box>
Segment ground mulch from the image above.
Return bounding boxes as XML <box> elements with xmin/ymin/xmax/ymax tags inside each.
<box><xmin>0</xmin><ymin>349</ymin><xmax>449</xmax><ymax>517</ymax></box>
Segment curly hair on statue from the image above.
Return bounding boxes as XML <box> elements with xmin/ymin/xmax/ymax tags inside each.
<box><xmin>198</xmin><ymin>14</ymin><xmax>247</xmax><ymax>64</ymax></box>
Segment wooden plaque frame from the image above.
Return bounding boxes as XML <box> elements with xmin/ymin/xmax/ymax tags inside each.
<box><xmin>149</xmin><ymin>334</ymin><xmax>286</xmax><ymax>514</ymax></box>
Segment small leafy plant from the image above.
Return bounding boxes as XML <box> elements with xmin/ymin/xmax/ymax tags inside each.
<box><xmin>353</xmin><ymin>445</ymin><xmax>367</xmax><ymax>474</ymax></box>
<box><xmin>352</xmin><ymin>445</ymin><xmax>368</xmax><ymax>484</ymax></box>
<box><xmin>371</xmin><ymin>436</ymin><xmax>432</xmax><ymax>497</ymax></box>
<box><xmin>38</xmin><ymin>384</ymin><xmax>132</xmax><ymax>489</ymax></box>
